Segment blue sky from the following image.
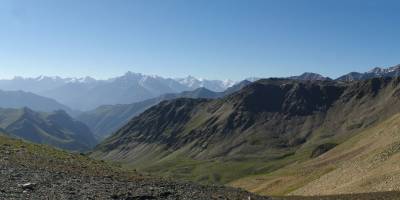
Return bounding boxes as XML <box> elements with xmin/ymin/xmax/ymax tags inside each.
<box><xmin>0</xmin><ymin>0</ymin><xmax>399</xmax><ymax>80</ymax></box>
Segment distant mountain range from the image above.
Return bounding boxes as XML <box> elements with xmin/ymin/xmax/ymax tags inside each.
<box><xmin>337</xmin><ymin>64</ymin><xmax>400</xmax><ymax>81</ymax></box>
<box><xmin>175</xmin><ymin>75</ymin><xmax>236</xmax><ymax>92</ymax></box>
<box><xmin>0</xmin><ymin>89</ymin><xmax>73</xmax><ymax>114</ymax></box>
<box><xmin>0</xmin><ymin>108</ymin><xmax>96</xmax><ymax>151</ymax></box>
<box><xmin>0</xmin><ymin>64</ymin><xmax>399</xmax><ymax>112</ymax></box>
<box><xmin>250</xmin><ymin>64</ymin><xmax>400</xmax><ymax>82</ymax></box>
<box><xmin>0</xmin><ymin>72</ymin><xmax>236</xmax><ymax>110</ymax></box>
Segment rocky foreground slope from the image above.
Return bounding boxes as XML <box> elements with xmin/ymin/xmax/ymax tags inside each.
<box><xmin>0</xmin><ymin>134</ymin><xmax>272</xmax><ymax>200</ymax></box>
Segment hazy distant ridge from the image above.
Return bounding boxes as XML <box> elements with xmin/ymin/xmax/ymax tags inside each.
<box><xmin>0</xmin><ymin>72</ymin><xmax>236</xmax><ymax>110</ymax></box>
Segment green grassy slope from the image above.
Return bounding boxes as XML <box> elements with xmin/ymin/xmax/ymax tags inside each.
<box><xmin>231</xmin><ymin>113</ymin><xmax>400</xmax><ymax>196</ymax></box>
<box><xmin>92</xmin><ymin>77</ymin><xmax>400</xmax><ymax>196</ymax></box>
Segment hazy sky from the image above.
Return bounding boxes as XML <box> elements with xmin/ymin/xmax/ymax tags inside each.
<box><xmin>0</xmin><ymin>0</ymin><xmax>399</xmax><ymax>80</ymax></box>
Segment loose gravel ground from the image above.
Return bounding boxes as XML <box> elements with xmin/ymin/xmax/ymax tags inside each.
<box><xmin>0</xmin><ymin>137</ymin><xmax>270</xmax><ymax>200</ymax></box>
<box><xmin>0</xmin><ymin>165</ymin><xmax>271</xmax><ymax>200</ymax></box>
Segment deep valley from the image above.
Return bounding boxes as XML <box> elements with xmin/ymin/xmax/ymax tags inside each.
<box><xmin>3</xmin><ymin>66</ymin><xmax>400</xmax><ymax>199</ymax></box>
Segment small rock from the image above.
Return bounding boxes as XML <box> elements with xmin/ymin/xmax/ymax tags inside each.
<box><xmin>20</xmin><ymin>182</ymin><xmax>36</xmax><ymax>191</ymax></box>
<box><xmin>131</xmin><ymin>195</ymin><xmax>157</xmax><ymax>200</ymax></box>
<box><xmin>159</xmin><ymin>191</ymin><xmax>172</xmax><ymax>197</ymax></box>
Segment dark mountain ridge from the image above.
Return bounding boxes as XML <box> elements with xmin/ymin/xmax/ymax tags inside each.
<box><xmin>78</xmin><ymin>81</ymin><xmax>252</xmax><ymax>139</ymax></box>
<box><xmin>92</xmin><ymin>77</ymin><xmax>400</xmax><ymax>184</ymax></box>
<box><xmin>289</xmin><ymin>72</ymin><xmax>331</xmax><ymax>81</ymax></box>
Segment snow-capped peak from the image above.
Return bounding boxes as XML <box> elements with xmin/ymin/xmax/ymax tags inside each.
<box><xmin>368</xmin><ymin>65</ymin><xmax>400</xmax><ymax>75</ymax></box>
<box><xmin>175</xmin><ymin>75</ymin><xmax>236</xmax><ymax>92</ymax></box>
<box><xmin>65</xmin><ymin>76</ymin><xmax>97</xmax><ymax>83</ymax></box>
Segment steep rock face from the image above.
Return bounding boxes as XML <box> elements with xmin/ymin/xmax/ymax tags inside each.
<box><xmin>0</xmin><ymin>108</ymin><xmax>96</xmax><ymax>151</ymax></box>
<box><xmin>227</xmin><ymin>79</ymin><xmax>342</xmax><ymax>115</ymax></box>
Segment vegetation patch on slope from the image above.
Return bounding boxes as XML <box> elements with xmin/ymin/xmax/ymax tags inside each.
<box><xmin>232</xmin><ymin>113</ymin><xmax>400</xmax><ymax>196</ymax></box>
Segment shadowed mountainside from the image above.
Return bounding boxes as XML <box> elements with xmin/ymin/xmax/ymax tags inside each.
<box><xmin>78</xmin><ymin>81</ymin><xmax>252</xmax><ymax>140</ymax></box>
<box><xmin>92</xmin><ymin>77</ymin><xmax>400</xmax><ymax>196</ymax></box>
<box><xmin>0</xmin><ymin>108</ymin><xmax>96</xmax><ymax>151</ymax></box>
